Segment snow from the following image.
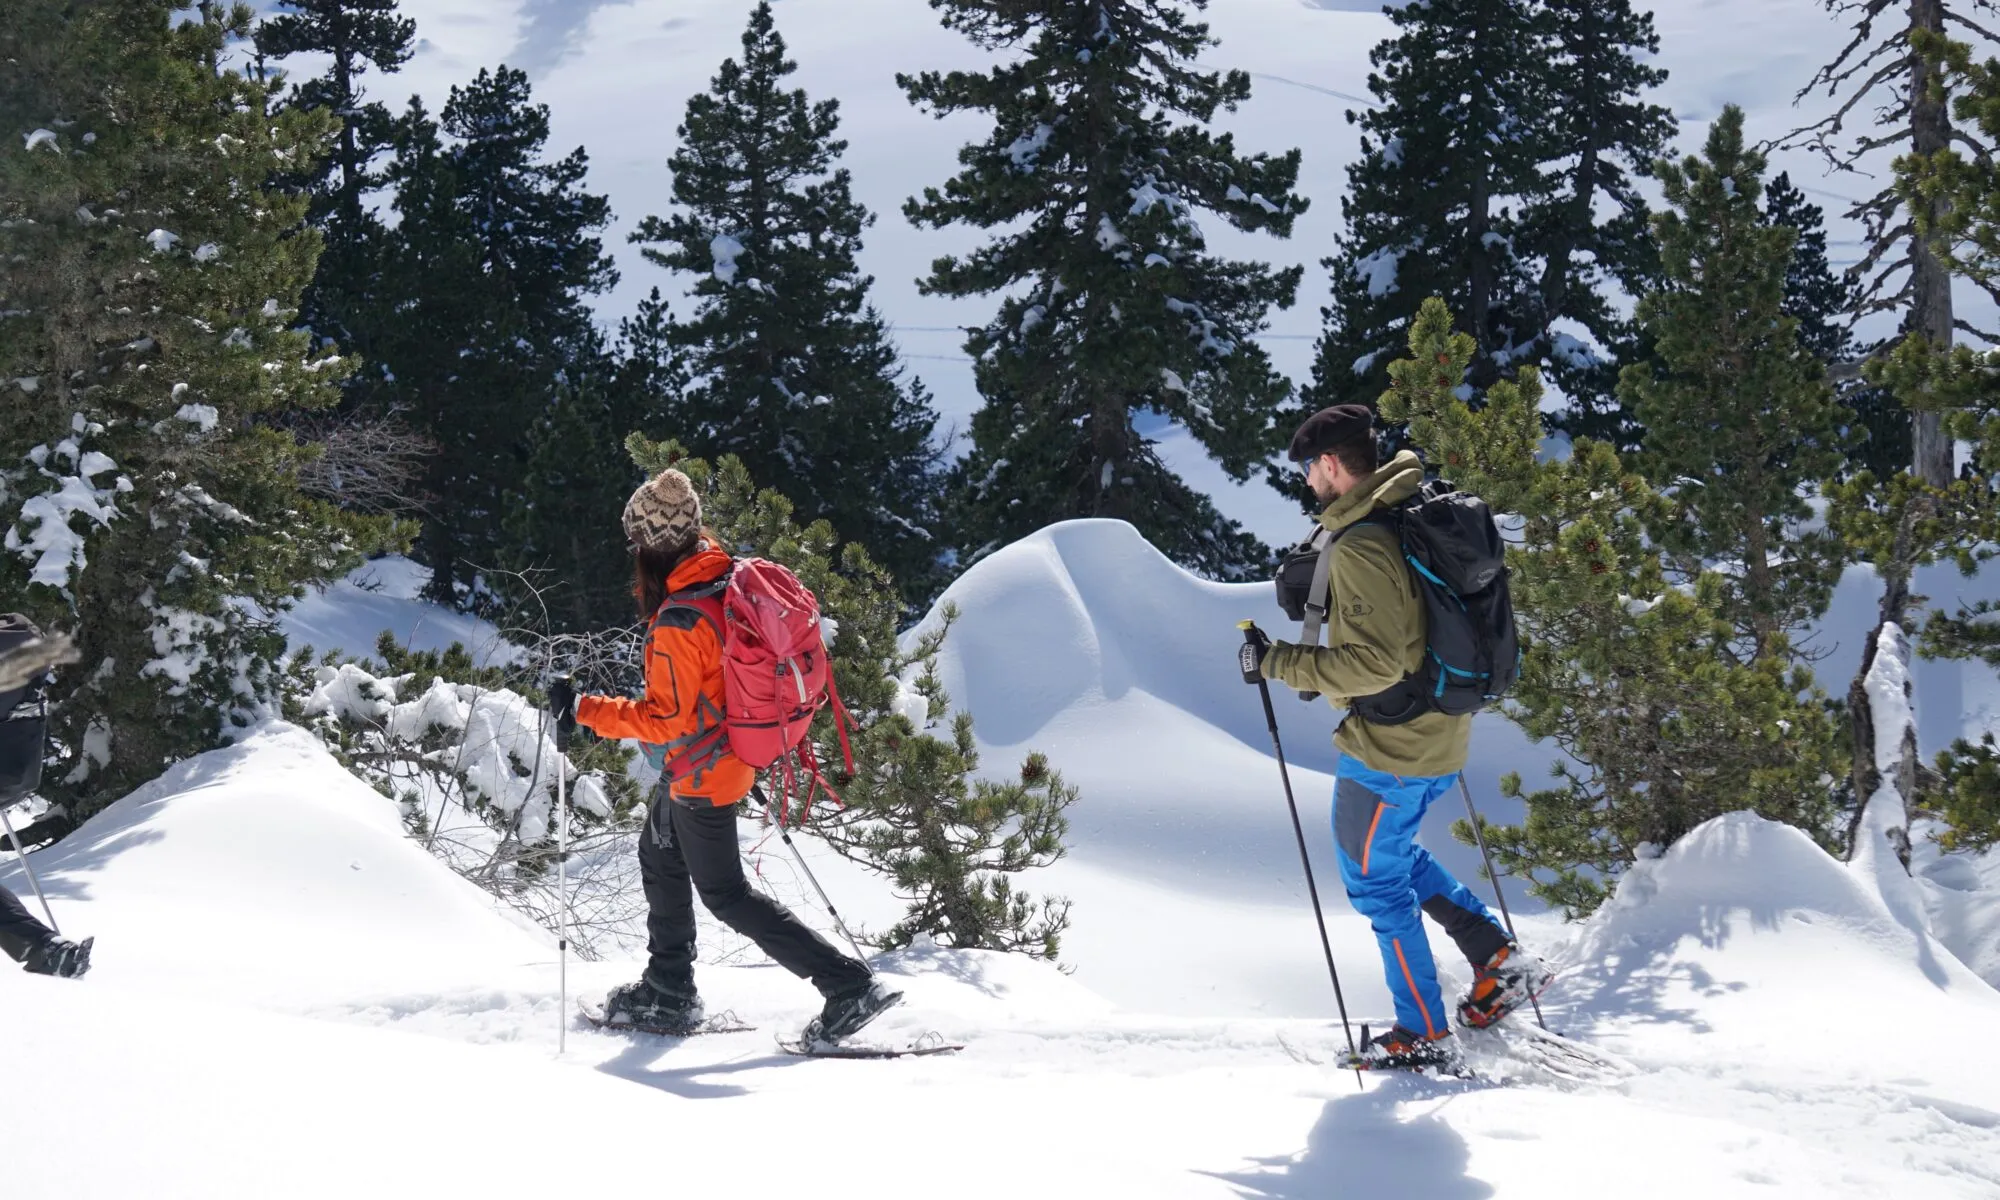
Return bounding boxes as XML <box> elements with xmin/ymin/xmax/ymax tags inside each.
<box><xmin>1006</xmin><ymin>122</ymin><xmax>1054</xmax><ymax>170</ymax></box>
<box><xmin>24</xmin><ymin>128</ymin><xmax>61</xmax><ymax>152</ymax></box>
<box><xmin>144</xmin><ymin>229</ymin><xmax>179</xmax><ymax>253</ymax></box>
<box><xmin>2</xmin><ymin>522</ymin><xmax>1999</xmax><ymax>1197</ymax></box>
<box><xmin>709</xmin><ymin>232</ymin><xmax>743</xmax><ymax>285</ymax></box>
<box><xmin>1353</xmin><ymin>245</ymin><xmax>1402</xmax><ymax>298</ymax></box>
<box><xmin>6</xmin><ymin>432</ymin><xmax>123</xmax><ymax>590</ymax></box>
<box><xmin>279</xmin><ymin>555</ymin><xmax>523</xmax><ymax>668</ymax></box>
<box><xmin>173</xmin><ymin>403</ymin><xmax>219</xmax><ymax>431</ymax></box>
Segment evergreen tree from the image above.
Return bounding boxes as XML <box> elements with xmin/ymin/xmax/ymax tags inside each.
<box><xmin>1619</xmin><ymin>109</ymin><xmax>1856</xmax><ymax>661</ymax></box>
<box><xmin>1787</xmin><ymin>1</ymin><xmax>2000</xmax><ymax>486</ymax></box>
<box><xmin>631</xmin><ymin>4</ymin><xmax>945</xmax><ymax>605</ymax></box>
<box><xmin>1852</xmin><ymin>34</ymin><xmax>2000</xmax><ymax>861</ymax></box>
<box><xmin>0</xmin><ymin>0</ymin><xmax>399</xmax><ymax>823</ymax></box>
<box><xmin>1524</xmin><ymin>0</ymin><xmax>1675</xmax><ymax>431</ymax></box>
<box><xmin>1761</xmin><ymin>172</ymin><xmax>1912</xmax><ymax>482</ymax></box>
<box><xmin>1383</xmin><ymin>299</ymin><xmax>1845</xmax><ymax>917</ymax></box>
<box><xmin>613</xmin><ymin>287</ymin><xmax>691</xmax><ymax>434</ymax></box>
<box><xmin>253</xmin><ymin>0</ymin><xmax>414</xmax><ymax>376</ymax></box>
<box><xmin>375</xmin><ymin>67</ymin><xmax>616</xmax><ymax>609</ymax></box>
<box><xmin>502</xmin><ymin>369</ymin><xmax>645</xmax><ymax>633</ymax></box>
<box><xmin>624</xmin><ymin>437</ymin><xmax>1076</xmax><ymax>958</ymax></box>
<box><xmin>1309</xmin><ymin>0</ymin><xmax>1672</xmax><ymax>451</ymax></box>
<box><xmin>903</xmin><ymin>0</ymin><xmax>1306</xmax><ymax>579</ymax></box>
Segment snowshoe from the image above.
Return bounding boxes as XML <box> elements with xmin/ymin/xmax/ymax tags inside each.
<box><xmin>800</xmin><ymin>978</ymin><xmax>903</xmax><ymax>1047</ymax></box>
<box><xmin>1336</xmin><ymin>1023</ymin><xmax>1462</xmax><ymax>1072</ymax></box>
<box><xmin>23</xmin><ymin>935</ymin><xmax>91</xmax><ymax>979</ymax></box>
<box><xmin>1456</xmin><ymin>943</ymin><xmax>1554</xmax><ymax>1030</ymax></box>
<box><xmin>596</xmin><ymin>976</ymin><xmax>705</xmax><ymax>1035</ymax></box>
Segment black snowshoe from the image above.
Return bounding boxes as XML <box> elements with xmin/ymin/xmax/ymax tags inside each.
<box><xmin>800</xmin><ymin>978</ymin><xmax>904</xmax><ymax>1047</ymax></box>
<box><xmin>597</xmin><ymin>976</ymin><xmax>706</xmax><ymax>1035</ymax></box>
<box><xmin>1336</xmin><ymin>1023</ymin><xmax>1464</xmax><ymax>1073</ymax></box>
<box><xmin>23</xmin><ymin>935</ymin><xmax>91</xmax><ymax>979</ymax></box>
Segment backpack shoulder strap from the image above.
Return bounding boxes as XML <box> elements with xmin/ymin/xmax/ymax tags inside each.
<box><xmin>1301</xmin><ymin>513</ymin><xmax>1394</xmax><ymax>648</ymax></box>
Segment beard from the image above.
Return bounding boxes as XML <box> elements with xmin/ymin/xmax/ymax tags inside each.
<box><xmin>1311</xmin><ymin>476</ymin><xmax>1342</xmax><ymax>505</ymax></box>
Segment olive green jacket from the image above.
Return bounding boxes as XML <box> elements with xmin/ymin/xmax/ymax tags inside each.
<box><xmin>1260</xmin><ymin>450</ymin><xmax>1471</xmax><ymax>778</ymax></box>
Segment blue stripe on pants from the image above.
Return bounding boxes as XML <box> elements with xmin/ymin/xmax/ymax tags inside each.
<box><xmin>1331</xmin><ymin>753</ymin><xmax>1504</xmax><ymax>1037</ymax></box>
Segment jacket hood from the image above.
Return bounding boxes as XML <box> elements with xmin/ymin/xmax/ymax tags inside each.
<box><xmin>666</xmin><ymin>542</ymin><xmax>732</xmax><ymax>592</ymax></box>
<box><xmin>1318</xmin><ymin>450</ymin><xmax>1425</xmax><ymax>534</ymax></box>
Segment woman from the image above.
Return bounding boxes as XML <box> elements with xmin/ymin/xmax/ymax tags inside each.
<box><xmin>553</xmin><ymin>468</ymin><xmax>899</xmax><ymax>1043</ymax></box>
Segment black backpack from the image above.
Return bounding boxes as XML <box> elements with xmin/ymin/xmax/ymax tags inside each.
<box><xmin>1275</xmin><ymin>480</ymin><xmax>1519</xmax><ymax>725</ymax></box>
<box><xmin>0</xmin><ymin>613</ymin><xmax>53</xmax><ymax>799</ymax></box>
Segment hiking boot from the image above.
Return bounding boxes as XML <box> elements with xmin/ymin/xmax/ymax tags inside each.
<box><xmin>1349</xmin><ymin>1024</ymin><xmax>1460</xmax><ymax>1071</ymax></box>
<box><xmin>1457</xmin><ymin>942</ymin><xmax>1553</xmax><ymax>1030</ymax></box>
<box><xmin>601</xmin><ymin>976</ymin><xmax>704</xmax><ymax>1033</ymax></box>
<box><xmin>802</xmin><ymin>978</ymin><xmax>903</xmax><ymax>1046</ymax></box>
<box><xmin>22</xmin><ymin>935</ymin><xmax>91</xmax><ymax>980</ymax></box>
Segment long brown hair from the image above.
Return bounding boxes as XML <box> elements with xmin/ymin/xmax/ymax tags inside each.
<box><xmin>632</xmin><ymin>529</ymin><xmax>720</xmax><ymax>621</ymax></box>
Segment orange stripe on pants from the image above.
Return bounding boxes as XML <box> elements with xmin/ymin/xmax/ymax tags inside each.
<box><xmin>1359</xmin><ymin>801</ymin><xmax>1385</xmax><ymax>876</ymax></box>
<box><xmin>1392</xmin><ymin>938</ymin><xmax>1438</xmax><ymax>1038</ymax></box>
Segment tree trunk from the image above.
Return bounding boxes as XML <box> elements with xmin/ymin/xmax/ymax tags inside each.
<box><xmin>1844</xmin><ymin>501</ymin><xmax>1926</xmax><ymax>864</ymax></box>
<box><xmin>1910</xmin><ymin>0</ymin><xmax>1957</xmax><ymax>486</ymax></box>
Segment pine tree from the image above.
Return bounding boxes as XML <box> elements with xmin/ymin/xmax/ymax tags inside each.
<box><xmin>1383</xmin><ymin>299</ymin><xmax>1845</xmax><ymax>917</ymax></box>
<box><xmin>1619</xmin><ymin>109</ymin><xmax>1856</xmax><ymax>661</ymax></box>
<box><xmin>613</xmin><ymin>287</ymin><xmax>690</xmax><ymax>435</ymax></box>
<box><xmin>1309</xmin><ymin>0</ymin><xmax>1672</xmax><ymax>448</ymax></box>
<box><xmin>1311</xmin><ymin>0</ymin><xmax>1545</xmax><ymax>419</ymax></box>
<box><xmin>903</xmin><ymin>0</ymin><xmax>1306</xmax><ymax>580</ymax></box>
<box><xmin>630</xmin><ymin>4</ymin><xmax>945</xmax><ymax>605</ymax></box>
<box><xmin>375</xmin><ymin>67</ymin><xmax>616</xmax><ymax>609</ymax></box>
<box><xmin>1848</xmin><ymin>34</ymin><xmax>2000</xmax><ymax>862</ymax></box>
<box><xmin>1523</xmin><ymin>0</ymin><xmax>1675</xmax><ymax>426</ymax></box>
<box><xmin>0</xmin><ymin>0</ymin><xmax>399</xmax><ymax>823</ymax></box>
<box><xmin>1760</xmin><ymin>172</ymin><xmax>1912</xmax><ymax>482</ymax></box>
<box><xmin>502</xmin><ymin>369</ymin><xmax>644</xmax><ymax>633</ymax></box>
<box><xmin>624</xmin><ymin>437</ymin><xmax>1076</xmax><ymax>957</ymax></box>
<box><xmin>1787</xmin><ymin>1</ymin><xmax>2000</xmax><ymax>486</ymax></box>
<box><xmin>252</xmin><ymin>0</ymin><xmax>414</xmax><ymax>371</ymax></box>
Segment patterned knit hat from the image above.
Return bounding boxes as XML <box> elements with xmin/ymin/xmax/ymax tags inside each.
<box><xmin>621</xmin><ymin>468</ymin><xmax>702</xmax><ymax>555</ymax></box>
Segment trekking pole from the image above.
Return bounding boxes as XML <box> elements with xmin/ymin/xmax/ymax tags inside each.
<box><xmin>1457</xmin><ymin>776</ymin><xmax>1545</xmax><ymax>1031</ymax></box>
<box><xmin>550</xmin><ymin>679</ymin><xmax>573</xmax><ymax>1055</ymax></box>
<box><xmin>771</xmin><ymin>811</ymin><xmax>868</xmax><ymax>962</ymax></box>
<box><xmin>1239</xmin><ymin>622</ymin><xmax>1362</xmax><ymax>1087</ymax></box>
<box><xmin>0</xmin><ymin>802</ymin><xmax>59</xmax><ymax>934</ymax></box>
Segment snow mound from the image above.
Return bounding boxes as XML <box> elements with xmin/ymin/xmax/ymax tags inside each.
<box><xmin>0</xmin><ymin>723</ymin><xmax>548</xmax><ymax>1005</ymax></box>
<box><xmin>918</xmin><ymin>519</ymin><xmax>1281</xmax><ymax>750</ymax></box>
<box><xmin>1564</xmin><ymin>812</ymin><xmax>2000</xmax><ymax>1072</ymax></box>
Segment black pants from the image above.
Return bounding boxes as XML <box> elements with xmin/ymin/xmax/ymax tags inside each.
<box><xmin>0</xmin><ymin>881</ymin><xmax>53</xmax><ymax>964</ymax></box>
<box><xmin>640</xmin><ymin>792</ymin><xmax>869</xmax><ymax>999</ymax></box>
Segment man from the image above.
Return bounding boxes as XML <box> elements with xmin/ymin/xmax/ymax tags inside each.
<box><xmin>1248</xmin><ymin>404</ymin><xmax>1548</xmax><ymax>1069</ymax></box>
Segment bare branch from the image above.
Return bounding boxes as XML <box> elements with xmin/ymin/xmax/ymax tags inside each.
<box><xmin>291</xmin><ymin>411</ymin><xmax>438</xmax><ymax>517</ymax></box>
<box><xmin>1943</xmin><ymin>9</ymin><xmax>2000</xmax><ymax>45</ymax></box>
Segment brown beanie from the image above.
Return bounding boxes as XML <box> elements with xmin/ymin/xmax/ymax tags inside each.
<box><xmin>621</xmin><ymin>468</ymin><xmax>702</xmax><ymax>554</ymax></box>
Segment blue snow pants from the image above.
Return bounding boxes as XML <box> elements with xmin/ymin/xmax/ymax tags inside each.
<box><xmin>1332</xmin><ymin>754</ymin><xmax>1511</xmax><ymax>1039</ymax></box>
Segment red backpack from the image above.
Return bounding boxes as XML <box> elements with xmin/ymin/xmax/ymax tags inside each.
<box><xmin>644</xmin><ymin>558</ymin><xmax>855</xmax><ymax>821</ymax></box>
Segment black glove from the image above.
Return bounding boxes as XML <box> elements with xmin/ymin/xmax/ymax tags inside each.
<box><xmin>1238</xmin><ymin>625</ymin><xmax>1272</xmax><ymax>685</ymax></box>
<box><xmin>547</xmin><ymin>675</ymin><xmax>578</xmax><ymax>738</ymax></box>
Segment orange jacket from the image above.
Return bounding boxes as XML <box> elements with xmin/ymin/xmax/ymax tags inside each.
<box><xmin>575</xmin><ymin>543</ymin><xmax>755</xmax><ymax>806</ymax></box>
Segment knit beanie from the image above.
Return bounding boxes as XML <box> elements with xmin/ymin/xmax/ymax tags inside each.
<box><xmin>621</xmin><ymin>468</ymin><xmax>702</xmax><ymax>555</ymax></box>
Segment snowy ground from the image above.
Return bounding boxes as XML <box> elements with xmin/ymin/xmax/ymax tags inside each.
<box><xmin>7</xmin><ymin>524</ymin><xmax>1999</xmax><ymax>1197</ymax></box>
<box><xmin>8</xmin><ymin>721</ymin><xmax>1997</xmax><ymax>1198</ymax></box>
